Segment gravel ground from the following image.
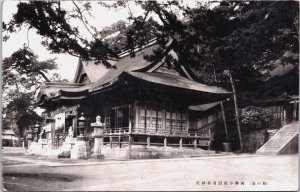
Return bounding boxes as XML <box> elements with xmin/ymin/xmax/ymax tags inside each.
<box><xmin>2</xmin><ymin>149</ymin><xmax>298</xmax><ymax>191</ymax></box>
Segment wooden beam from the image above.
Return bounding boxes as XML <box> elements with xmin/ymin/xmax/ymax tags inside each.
<box><xmin>109</xmin><ymin>135</ymin><xmax>112</xmax><ymax>148</ymax></box>
<box><xmin>135</xmin><ymin>104</ymin><xmax>140</xmax><ymax>133</ymax></box>
<box><xmin>186</xmin><ymin>111</ymin><xmax>189</xmax><ymax>133</ymax></box>
<box><xmin>144</xmin><ymin>108</ymin><xmax>147</xmax><ymax>133</ymax></box>
<box><xmin>156</xmin><ymin>110</ymin><xmax>158</xmax><ymax>133</ymax></box>
<box><xmin>220</xmin><ymin>102</ymin><xmax>229</xmax><ymax>142</ymax></box>
<box><xmin>162</xmin><ymin>109</ymin><xmax>166</xmax><ymax>131</ymax></box>
<box><xmin>51</xmin><ymin>120</ymin><xmax>55</xmax><ymax>149</ymax></box>
<box><xmin>118</xmin><ymin>134</ymin><xmax>121</xmax><ymax>148</ymax></box>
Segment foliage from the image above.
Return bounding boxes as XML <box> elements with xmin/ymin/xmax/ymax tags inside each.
<box><xmin>3</xmin><ymin>1</ymin><xmax>115</xmax><ymax>66</ymax></box>
<box><xmin>2</xmin><ymin>47</ymin><xmax>67</xmax><ymax>138</ymax></box>
<box><xmin>3</xmin><ymin>46</ymin><xmax>56</xmax><ymax>86</ymax></box>
<box><xmin>3</xmin><ymin>93</ymin><xmax>43</xmax><ymax>138</ymax></box>
<box><xmin>240</xmin><ymin>106</ymin><xmax>272</xmax><ymax>131</ymax></box>
<box><xmin>3</xmin><ymin>1</ymin><xmax>298</xmax><ymax>88</ymax></box>
<box><xmin>3</xmin><ymin>1</ymin><xmax>299</xmax><ymax>104</ymax></box>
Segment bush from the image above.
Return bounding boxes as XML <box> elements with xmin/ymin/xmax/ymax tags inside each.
<box><xmin>240</xmin><ymin>106</ymin><xmax>272</xmax><ymax>131</ymax></box>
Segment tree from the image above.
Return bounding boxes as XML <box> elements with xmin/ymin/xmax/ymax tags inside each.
<box><xmin>3</xmin><ymin>93</ymin><xmax>43</xmax><ymax>138</ymax></box>
<box><xmin>4</xmin><ymin>1</ymin><xmax>297</xmax><ymax>85</ymax></box>
<box><xmin>2</xmin><ymin>47</ymin><xmax>66</xmax><ymax>138</ymax></box>
<box><xmin>3</xmin><ymin>0</ymin><xmax>298</xmax><ymax>146</ymax></box>
<box><xmin>241</xmin><ymin>106</ymin><xmax>272</xmax><ymax>131</ymax></box>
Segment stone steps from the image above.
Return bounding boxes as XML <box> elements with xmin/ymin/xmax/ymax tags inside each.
<box><xmin>256</xmin><ymin>122</ymin><xmax>298</xmax><ymax>154</ymax></box>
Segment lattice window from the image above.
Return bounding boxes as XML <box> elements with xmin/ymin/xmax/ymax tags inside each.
<box><xmin>157</xmin><ymin>111</ymin><xmax>162</xmax><ymax>132</ymax></box>
<box><xmin>166</xmin><ymin>111</ymin><xmax>172</xmax><ymax>132</ymax></box>
<box><xmin>105</xmin><ymin>116</ymin><xmax>110</xmax><ymax>129</ymax></box>
<box><xmin>139</xmin><ymin>107</ymin><xmax>146</xmax><ymax>131</ymax></box>
<box><xmin>146</xmin><ymin>109</ymin><xmax>152</xmax><ymax>131</ymax></box>
<box><xmin>150</xmin><ymin>109</ymin><xmax>157</xmax><ymax>133</ymax></box>
<box><xmin>181</xmin><ymin>113</ymin><xmax>187</xmax><ymax>132</ymax></box>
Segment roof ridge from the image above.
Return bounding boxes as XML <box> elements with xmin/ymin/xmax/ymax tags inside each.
<box><xmin>117</xmin><ymin>38</ymin><xmax>158</xmax><ymax>58</ymax></box>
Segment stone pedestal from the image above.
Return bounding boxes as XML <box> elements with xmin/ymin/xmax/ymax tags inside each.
<box><xmin>90</xmin><ymin>116</ymin><xmax>105</xmax><ymax>159</ymax></box>
<box><xmin>70</xmin><ymin>139</ymin><xmax>90</xmax><ymax>159</ymax></box>
<box><xmin>62</xmin><ymin>137</ymin><xmax>76</xmax><ymax>150</ymax></box>
<box><xmin>28</xmin><ymin>141</ymin><xmax>43</xmax><ymax>154</ymax></box>
<box><xmin>90</xmin><ymin>137</ymin><xmax>104</xmax><ymax>159</ymax></box>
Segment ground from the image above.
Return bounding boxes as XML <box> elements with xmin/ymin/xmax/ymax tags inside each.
<box><xmin>2</xmin><ymin>147</ymin><xmax>298</xmax><ymax>191</ymax></box>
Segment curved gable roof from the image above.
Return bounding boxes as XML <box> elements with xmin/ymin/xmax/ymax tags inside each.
<box><xmin>92</xmin><ymin>43</ymin><xmax>161</xmax><ymax>88</ymax></box>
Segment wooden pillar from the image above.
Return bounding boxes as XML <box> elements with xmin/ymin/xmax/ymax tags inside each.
<box><xmin>170</xmin><ymin>112</ymin><xmax>173</xmax><ymax>134</ymax></box>
<box><xmin>164</xmin><ymin>137</ymin><xmax>167</xmax><ymax>148</ymax></box>
<box><xmin>135</xmin><ymin>104</ymin><xmax>140</xmax><ymax>132</ymax></box>
<box><xmin>144</xmin><ymin>108</ymin><xmax>147</xmax><ymax>133</ymax></box>
<box><xmin>293</xmin><ymin>99</ymin><xmax>297</xmax><ymax>121</ymax></box>
<box><xmin>162</xmin><ymin>109</ymin><xmax>166</xmax><ymax>132</ymax></box>
<box><xmin>147</xmin><ymin>136</ymin><xmax>150</xmax><ymax>148</ymax></box>
<box><xmin>220</xmin><ymin>102</ymin><xmax>229</xmax><ymax>142</ymax></box>
<box><xmin>118</xmin><ymin>134</ymin><xmax>121</xmax><ymax>148</ymax></box>
<box><xmin>186</xmin><ymin>111</ymin><xmax>189</xmax><ymax>132</ymax></box>
<box><xmin>149</xmin><ymin>108</ymin><xmax>153</xmax><ymax>133</ymax></box>
<box><xmin>156</xmin><ymin>110</ymin><xmax>159</xmax><ymax>133</ymax></box>
<box><xmin>229</xmin><ymin>72</ymin><xmax>243</xmax><ymax>150</ymax></box>
<box><xmin>283</xmin><ymin>109</ymin><xmax>287</xmax><ymax>125</ymax></box>
<box><xmin>50</xmin><ymin>120</ymin><xmax>55</xmax><ymax>149</ymax></box>
<box><xmin>109</xmin><ymin>135</ymin><xmax>112</xmax><ymax>148</ymax></box>
<box><xmin>72</xmin><ymin>117</ymin><xmax>78</xmax><ymax>138</ymax></box>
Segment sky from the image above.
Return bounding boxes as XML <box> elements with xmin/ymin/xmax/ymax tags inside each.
<box><xmin>2</xmin><ymin>1</ymin><xmax>146</xmax><ymax>81</ymax></box>
<box><xmin>2</xmin><ymin>1</ymin><xmax>201</xmax><ymax>81</ymax></box>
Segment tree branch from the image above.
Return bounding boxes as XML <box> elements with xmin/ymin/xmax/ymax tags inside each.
<box><xmin>72</xmin><ymin>1</ymin><xmax>97</xmax><ymax>40</ymax></box>
<box><xmin>37</xmin><ymin>71</ymin><xmax>50</xmax><ymax>82</ymax></box>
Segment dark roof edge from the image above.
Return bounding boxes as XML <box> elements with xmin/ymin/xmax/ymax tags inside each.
<box><xmin>44</xmin><ymin>82</ymin><xmax>85</xmax><ymax>86</ymax></box>
<box><xmin>73</xmin><ymin>59</ymin><xmax>83</xmax><ymax>83</ymax></box>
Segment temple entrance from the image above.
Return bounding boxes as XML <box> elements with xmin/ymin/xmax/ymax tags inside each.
<box><xmin>110</xmin><ymin>106</ymin><xmax>130</xmax><ymax>131</ymax></box>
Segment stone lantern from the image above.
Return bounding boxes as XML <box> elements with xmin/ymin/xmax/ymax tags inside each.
<box><xmin>90</xmin><ymin>115</ymin><xmax>105</xmax><ymax>159</ymax></box>
<box><xmin>26</xmin><ymin>126</ymin><xmax>34</xmax><ymax>148</ymax></box>
<box><xmin>33</xmin><ymin>124</ymin><xmax>40</xmax><ymax>142</ymax></box>
<box><xmin>77</xmin><ymin>113</ymin><xmax>86</xmax><ymax>139</ymax></box>
<box><xmin>71</xmin><ymin>112</ymin><xmax>90</xmax><ymax>159</ymax></box>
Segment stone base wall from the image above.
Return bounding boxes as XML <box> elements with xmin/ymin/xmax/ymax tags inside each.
<box><xmin>242</xmin><ymin>129</ymin><xmax>280</xmax><ymax>153</ymax></box>
<box><xmin>278</xmin><ymin>134</ymin><xmax>298</xmax><ymax>155</ymax></box>
<box><xmin>242</xmin><ymin>130</ymin><xmax>268</xmax><ymax>153</ymax></box>
<box><xmin>101</xmin><ymin>145</ymin><xmax>214</xmax><ymax>159</ymax></box>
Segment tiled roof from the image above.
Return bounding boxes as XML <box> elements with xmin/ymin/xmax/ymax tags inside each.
<box><xmin>91</xmin><ymin>44</ymin><xmax>161</xmax><ymax>88</ymax></box>
<box><xmin>188</xmin><ymin>102</ymin><xmax>221</xmax><ymax>111</ymax></box>
<box><xmin>36</xmin><ymin>41</ymin><xmax>232</xmax><ymax>105</ymax></box>
<box><xmin>80</xmin><ymin>60</ymin><xmax>110</xmax><ymax>83</ymax></box>
<box><xmin>126</xmin><ymin>72</ymin><xmax>231</xmax><ymax>94</ymax></box>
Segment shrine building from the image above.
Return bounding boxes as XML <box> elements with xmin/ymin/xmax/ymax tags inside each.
<box><xmin>34</xmin><ymin>39</ymin><xmax>233</xmax><ymax>158</ymax></box>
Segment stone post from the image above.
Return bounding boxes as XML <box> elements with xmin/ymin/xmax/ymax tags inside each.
<box><xmin>129</xmin><ymin>135</ymin><xmax>133</xmax><ymax>148</ymax></box>
<box><xmin>179</xmin><ymin>137</ymin><xmax>183</xmax><ymax>149</ymax></box>
<box><xmin>164</xmin><ymin>137</ymin><xmax>168</xmax><ymax>148</ymax></box>
<box><xmin>45</xmin><ymin>118</ymin><xmax>56</xmax><ymax>149</ymax></box>
<box><xmin>71</xmin><ymin>113</ymin><xmax>90</xmax><ymax>159</ymax></box>
<box><xmin>193</xmin><ymin>139</ymin><xmax>197</xmax><ymax>149</ymax></box>
<box><xmin>26</xmin><ymin>126</ymin><xmax>34</xmax><ymax>149</ymax></box>
<box><xmin>28</xmin><ymin>123</ymin><xmax>45</xmax><ymax>153</ymax></box>
<box><xmin>90</xmin><ymin>115</ymin><xmax>105</xmax><ymax>159</ymax></box>
<box><xmin>147</xmin><ymin>136</ymin><xmax>150</xmax><ymax>148</ymax></box>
